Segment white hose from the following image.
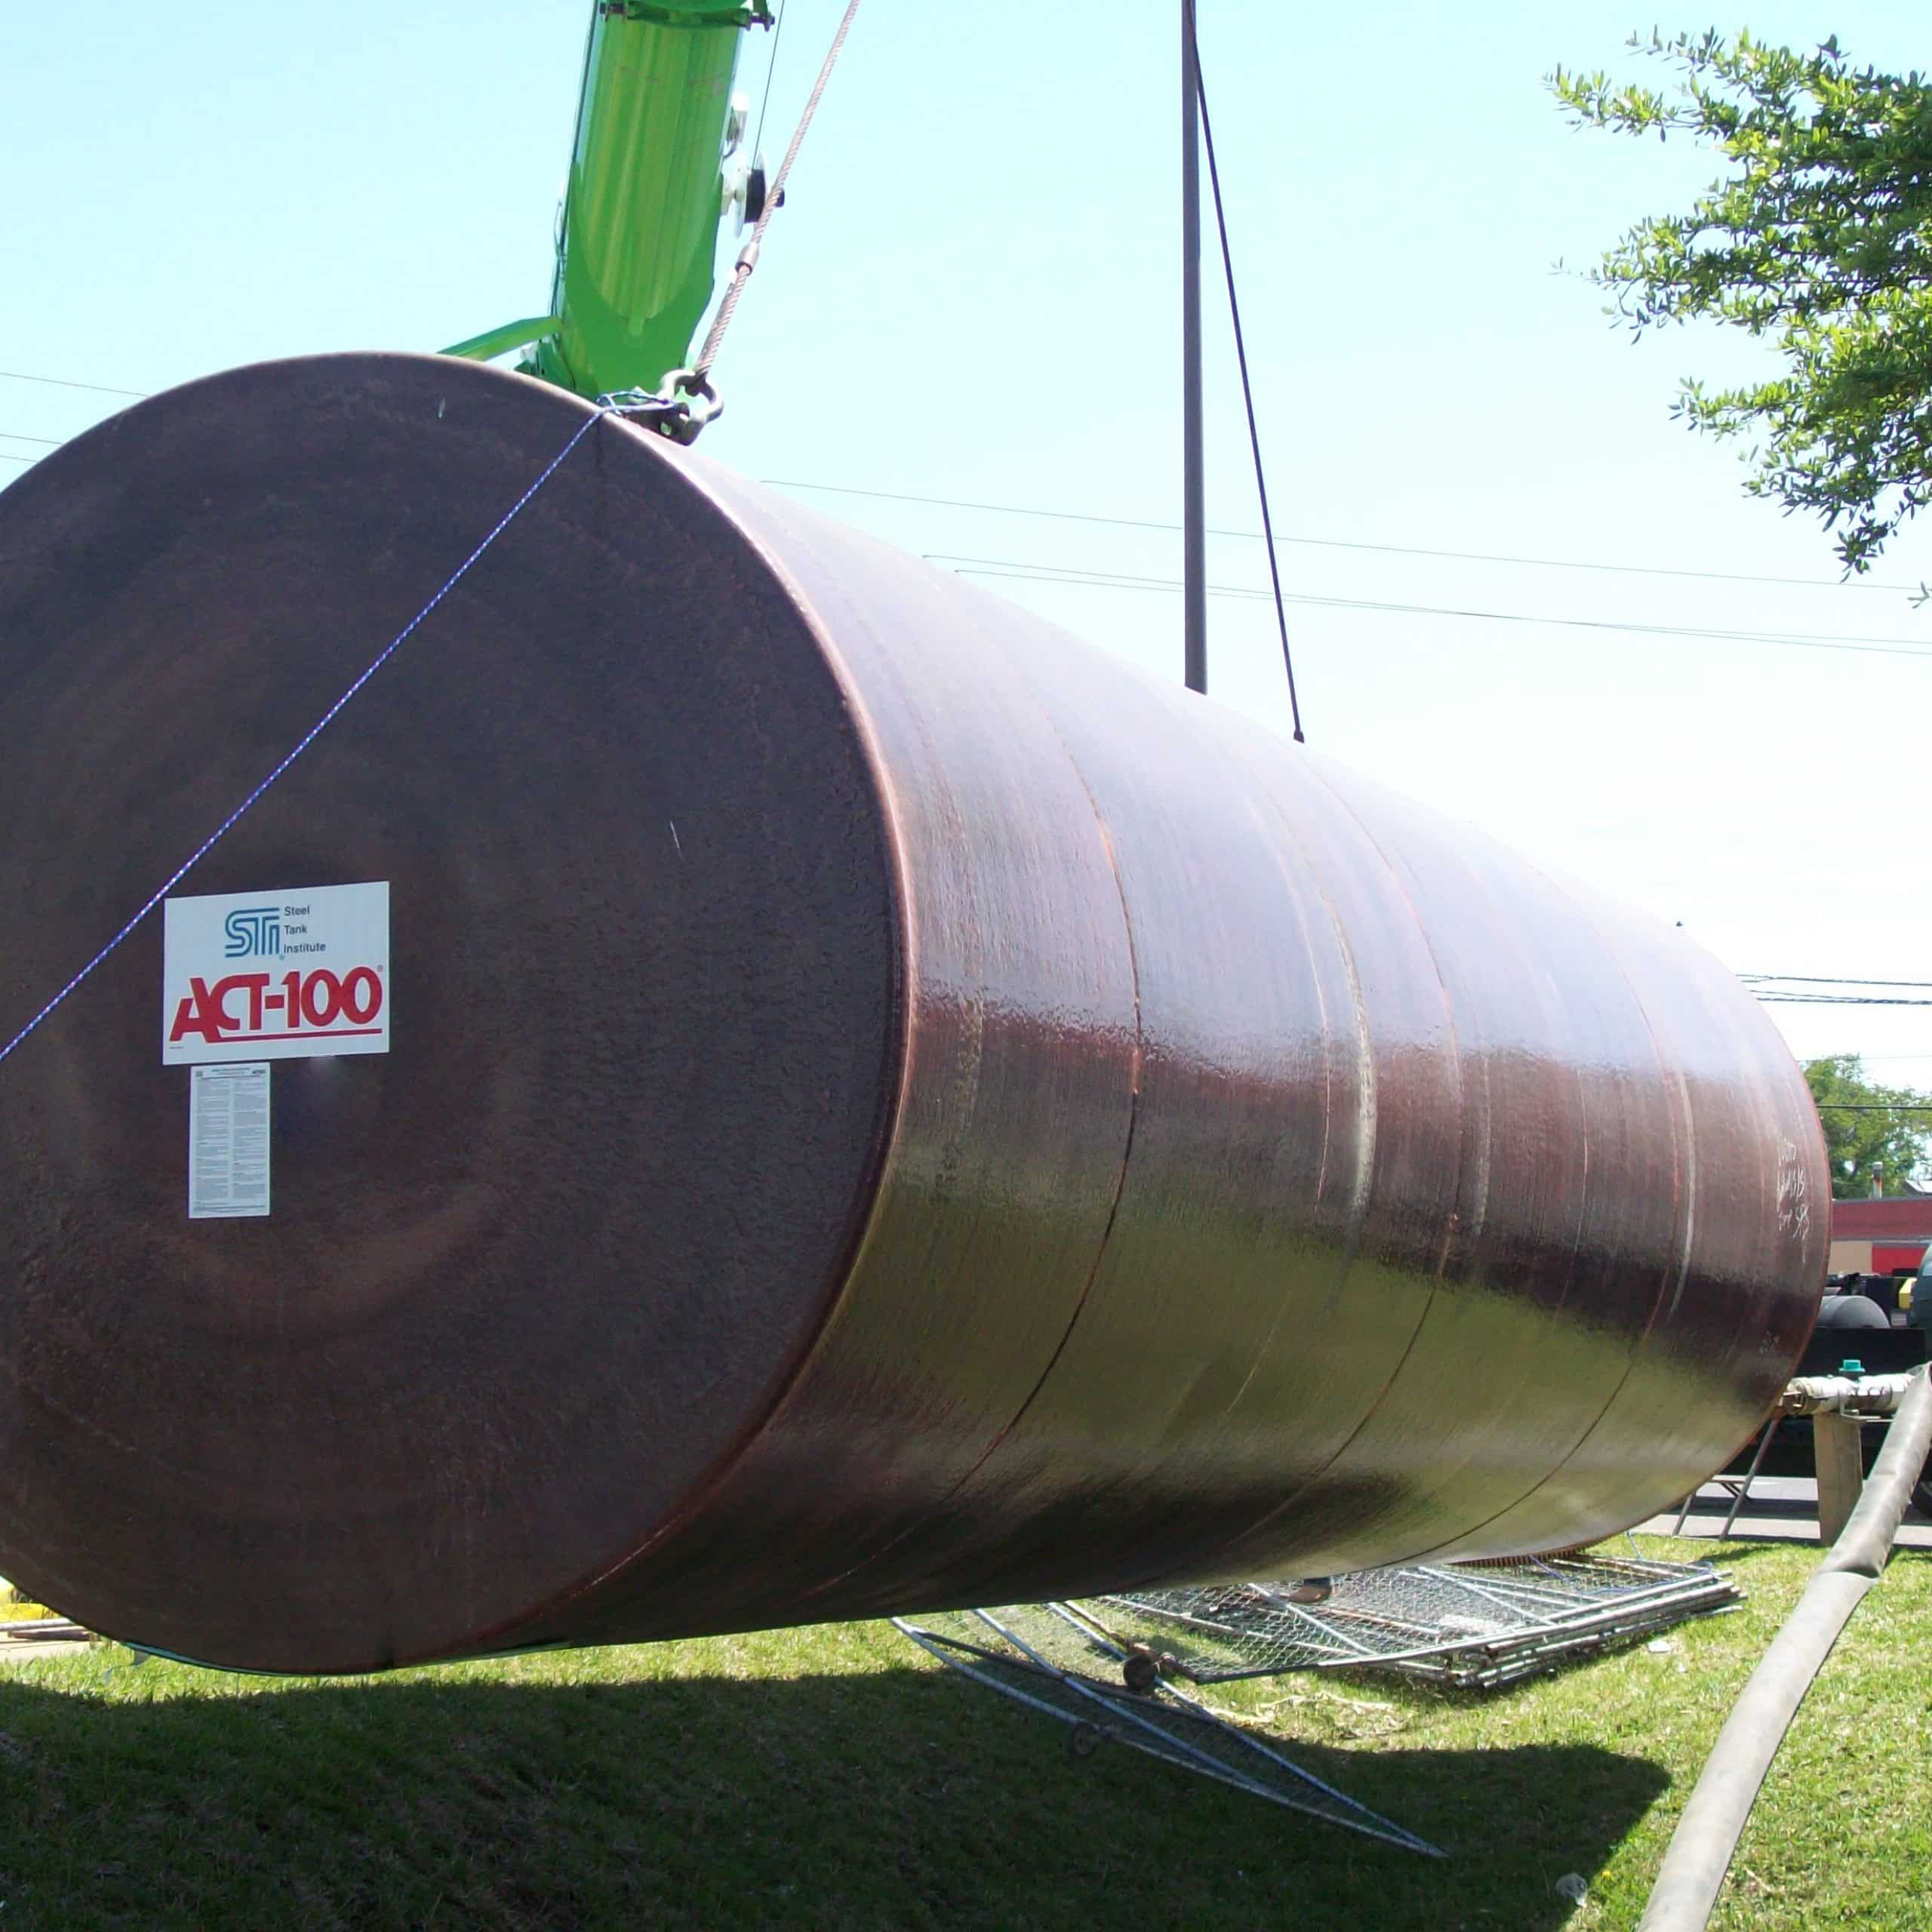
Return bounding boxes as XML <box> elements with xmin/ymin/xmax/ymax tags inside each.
<box><xmin>1638</xmin><ymin>1367</ymin><xmax>1932</xmax><ymax>1932</ymax></box>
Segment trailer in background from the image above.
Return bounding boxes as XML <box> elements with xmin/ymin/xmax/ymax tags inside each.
<box><xmin>1829</xmin><ymin>1195</ymin><xmax>1932</xmax><ymax>1277</ymax></box>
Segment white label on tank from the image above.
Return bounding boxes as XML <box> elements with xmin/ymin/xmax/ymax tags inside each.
<box><xmin>189</xmin><ymin>1063</ymin><xmax>271</xmax><ymax>1220</ymax></box>
<box><xmin>162</xmin><ymin>882</ymin><xmax>390</xmax><ymax>1065</ymax></box>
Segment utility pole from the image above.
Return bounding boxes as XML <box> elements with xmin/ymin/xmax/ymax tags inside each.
<box><xmin>1181</xmin><ymin>0</ymin><xmax>1208</xmax><ymax>695</ymax></box>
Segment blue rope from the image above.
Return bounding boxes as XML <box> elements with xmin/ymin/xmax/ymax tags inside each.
<box><xmin>0</xmin><ymin>401</ymin><xmax>617</xmax><ymax>1071</ymax></box>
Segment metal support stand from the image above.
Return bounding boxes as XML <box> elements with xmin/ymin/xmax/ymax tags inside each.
<box><xmin>894</xmin><ymin>1605</ymin><xmax>1439</xmax><ymax>1854</ymax></box>
<box><xmin>1722</xmin><ymin>1419</ymin><xmax>1780</xmax><ymax>1537</ymax></box>
<box><xmin>1672</xmin><ymin>1418</ymin><xmax>1781</xmax><ymax>1537</ymax></box>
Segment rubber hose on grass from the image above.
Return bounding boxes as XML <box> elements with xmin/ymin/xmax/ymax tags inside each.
<box><xmin>1638</xmin><ymin>1367</ymin><xmax>1932</xmax><ymax>1932</ymax></box>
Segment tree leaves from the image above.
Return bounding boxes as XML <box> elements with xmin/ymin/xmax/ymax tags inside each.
<box><xmin>1802</xmin><ymin>1055</ymin><xmax>1932</xmax><ymax>1198</ymax></box>
<box><xmin>1552</xmin><ymin>32</ymin><xmax>1932</xmax><ymax>572</ymax></box>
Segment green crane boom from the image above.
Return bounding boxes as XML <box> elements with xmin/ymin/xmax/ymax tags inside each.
<box><xmin>444</xmin><ymin>0</ymin><xmax>771</xmax><ymax>405</ymax></box>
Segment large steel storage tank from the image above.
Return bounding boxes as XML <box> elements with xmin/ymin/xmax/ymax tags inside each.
<box><xmin>0</xmin><ymin>355</ymin><xmax>1823</xmax><ymax>1673</ymax></box>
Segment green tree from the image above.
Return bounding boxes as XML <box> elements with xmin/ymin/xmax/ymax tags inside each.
<box><xmin>1804</xmin><ymin>1054</ymin><xmax>1932</xmax><ymax>1197</ymax></box>
<box><xmin>1552</xmin><ymin>32</ymin><xmax>1932</xmax><ymax>573</ymax></box>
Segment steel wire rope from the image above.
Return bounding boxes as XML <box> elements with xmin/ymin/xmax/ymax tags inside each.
<box><xmin>1187</xmin><ymin>0</ymin><xmax>1303</xmax><ymax>740</ymax></box>
<box><xmin>0</xmin><ymin>401</ymin><xmax>629</xmax><ymax>1072</ymax></box>
<box><xmin>750</xmin><ymin>0</ymin><xmax>787</xmax><ymax>162</ymax></box>
<box><xmin>688</xmin><ymin>0</ymin><xmax>863</xmax><ymax>388</ymax></box>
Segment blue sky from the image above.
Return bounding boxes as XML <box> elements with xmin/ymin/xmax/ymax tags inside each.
<box><xmin>5</xmin><ymin>1</ymin><xmax>1930</xmax><ymax>1082</ymax></box>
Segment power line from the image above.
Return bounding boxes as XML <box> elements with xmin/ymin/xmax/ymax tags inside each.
<box><xmin>0</xmin><ymin>431</ymin><xmax>63</xmax><ymax>446</ymax></box>
<box><xmin>769</xmin><ymin>478</ymin><xmax>1916</xmax><ymax>593</ymax></box>
<box><xmin>927</xmin><ymin>556</ymin><xmax>1932</xmax><ymax>662</ymax></box>
<box><xmin>2</xmin><ymin>358</ymin><xmax>1926</xmax><ymax>629</ymax></box>
<box><xmin>0</xmin><ymin>453</ymin><xmax>37</xmax><ymax>466</ymax></box>
<box><xmin>0</xmin><ymin>370</ymin><xmax>147</xmax><ymax>399</ymax></box>
<box><xmin>0</xmin><ymin>367</ymin><xmax>1918</xmax><ymax>602</ymax></box>
<box><xmin>1814</xmin><ymin>1103</ymin><xmax>1932</xmax><ymax>1112</ymax></box>
<box><xmin>1743</xmin><ymin>974</ymin><xmax>1932</xmax><ymax>991</ymax></box>
<box><xmin>1754</xmin><ymin>993</ymin><xmax>1932</xmax><ymax>1007</ymax></box>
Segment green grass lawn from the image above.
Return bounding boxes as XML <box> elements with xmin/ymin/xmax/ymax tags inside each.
<box><xmin>0</xmin><ymin>1533</ymin><xmax>1925</xmax><ymax>1930</ymax></box>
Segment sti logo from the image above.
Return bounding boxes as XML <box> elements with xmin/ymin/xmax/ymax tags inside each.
<box><xmin>223</xmin><ymin>906</ymin><xmax>281</xmax><ymax>960</ymax></box>
<box><xmin>162</xmin><ymin>881</ymin><xmax>389</xmax><ymax>1065</ymax></box>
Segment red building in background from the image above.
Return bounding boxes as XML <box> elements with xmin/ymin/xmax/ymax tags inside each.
<box><xmin>1829</xmin><ymin>1196</ymin><xmax>1932</xmax><ymax>1275</ymax></box>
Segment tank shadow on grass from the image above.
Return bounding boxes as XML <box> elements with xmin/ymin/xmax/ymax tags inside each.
<box><xmin>0</xmin><ymin>1650</ymin><xmax>1666</xmax><ymax>1930</ymax></box>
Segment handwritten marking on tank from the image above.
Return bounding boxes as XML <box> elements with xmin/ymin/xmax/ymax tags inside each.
<box><xmin>1776</xmin><ymin>1135</ymin><xmax>1811</xmax><ymax>1243</ymax></box>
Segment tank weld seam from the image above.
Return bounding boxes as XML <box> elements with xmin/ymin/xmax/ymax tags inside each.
<box><xmin>969</xmin><ymin>808</ymin><xmax>1146</xmax><ymax>1451</ymax></box>
<box><xmin>1219</xmin><ymin>778</ymin><xmax>1364</xmax><ymax>1414</ymax></box>
<box><xmin>780</xmin><ymin>755</ymin><xmax>1145</xmax><ymax>1612</ymax></box>
<box><xmin>1192</xmin><ymin>766</ymin><xmax>1466</xmax><ymax>1571</ymax></box>
<box><xmin>0</xmin><ymin>401</ymin><xmax>617</xmax><ymax>1074</ymax></box>
<box><xmin>1401</xmin><ymin>877</ymin><xmax>1698</xmax><ymax>1562</ymax></box>
<box><xmin>424</xmin><ymin>478</ymin><xmax>916</xmax><ymax>1658</ymax></box>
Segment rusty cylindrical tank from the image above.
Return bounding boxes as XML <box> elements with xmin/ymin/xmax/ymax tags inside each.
<box><xmin>0</xmin><ymin>355</ymin><xmax>1825</xmax><ymax>1674</ymax></box>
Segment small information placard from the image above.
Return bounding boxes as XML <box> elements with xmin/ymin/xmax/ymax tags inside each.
<box><xmin>189</xmin><ymin>1063</ymin><xmax>271</xmax><ymax>1220</ymax></box>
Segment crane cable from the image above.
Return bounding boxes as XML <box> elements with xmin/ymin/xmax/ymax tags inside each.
<box><xmin>750</xmin><ymin>0</ymin><xmax>788</xmax><ymax>161</ymax></box>
<box><xmin>1186</xmin><ymin>0</ymin><xmax>1305</xmax><ymax>742</ymax></box>
<box><xmin>654</xmin><ymin>0</ymin><xmax>861</xmax><ymax>437</ymax></box>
